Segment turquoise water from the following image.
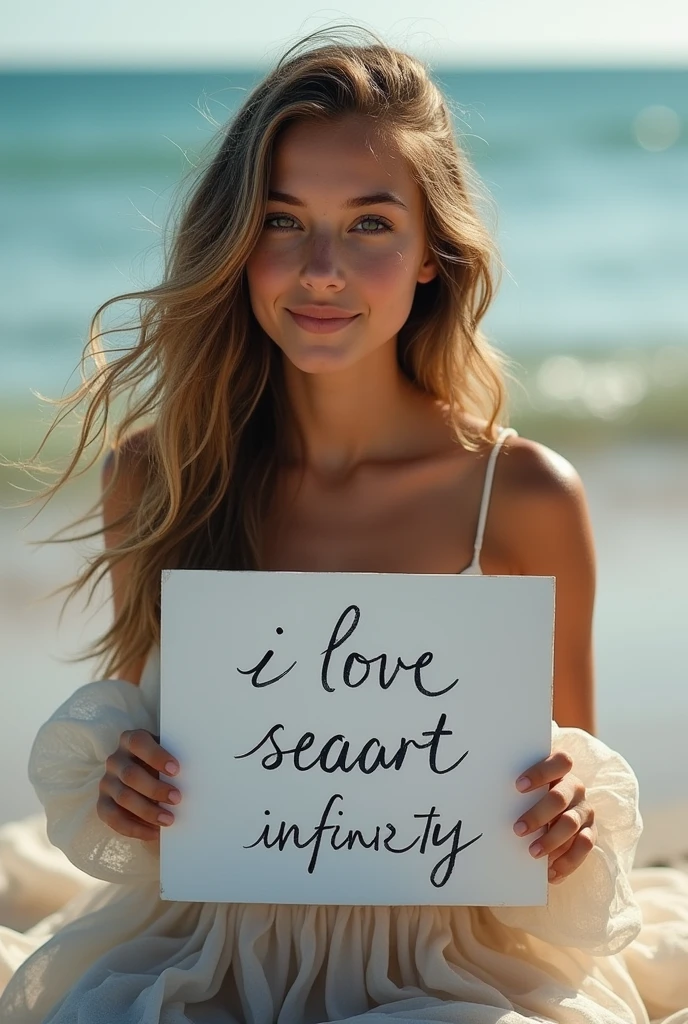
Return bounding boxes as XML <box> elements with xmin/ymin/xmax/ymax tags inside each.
<box><xmin>0</xmin><ymin>68</ymin><xmax>687</xmax><ymax>403</ymax></box>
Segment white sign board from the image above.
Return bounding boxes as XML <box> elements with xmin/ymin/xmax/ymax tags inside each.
<box><xmin>160</xmin><ymin>571</ymin><xmax>554</xmax><ymax>906</ymax></box>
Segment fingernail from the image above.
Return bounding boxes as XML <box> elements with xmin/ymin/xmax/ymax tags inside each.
<box><xmin>529</xmin><ymin>841</ymin><xmax>544</xmax><ymax>858</ymax></box>
<box><xmin>516</xmin><ymin>776</ymin><xmax>531</xmax><ymax>792</ymax></box>
<box><xmin>165</xmin><ymin>762</ymin><xmax>179</xmax><ymax>776</ymax></box>
<box><xmin>158</xmin><ymin>811</ymin><xmax>174</xmax><ymax>825</ymax></box>
<box><xmin>513</xmin><ymin>821</ymin><xmax>528</xmax><ymax>836</ymax></box>
<box><xmin>167</xmin><ymin>790</ymin><xmax>181</xmax><ymax>805</ymax></box>
<box><xmin>550</xmin><ymin>871</ymin><xmax>564</xmax><ymax>884</ymax></box>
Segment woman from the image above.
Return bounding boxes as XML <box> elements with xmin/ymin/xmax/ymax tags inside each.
<box><xmin>1</xmin><ymin>27</ymin><xmax>687</xmax><ymax>1024</ymax></box>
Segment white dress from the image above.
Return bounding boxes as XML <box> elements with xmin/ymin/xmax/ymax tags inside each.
<box><xmin>0</xmin><ymin>428</ymin><xmax>686</xmax><ymax>1023</ymax></box>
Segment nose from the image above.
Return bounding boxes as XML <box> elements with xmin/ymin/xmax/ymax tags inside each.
<box><xmin>299</xmin><ymin>230</ymin><xmax>345</xmax><ymax>291</ymax></box>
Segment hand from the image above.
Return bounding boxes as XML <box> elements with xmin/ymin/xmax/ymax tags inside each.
<box><xmin>513</xmin><ymin>751</ymin><xmax>596</xmax><ymax>884</ymax></box>
<box><xmin>97</xmin><ymin>729</ymin><xmax>181</xmax><ymax>841</ymax></box>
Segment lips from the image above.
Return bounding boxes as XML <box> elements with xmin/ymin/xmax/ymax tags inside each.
<box><xmin>287</xmin><ymin>309</ymin><xmax>360</xmax><ymax>335</ymax></box>
<box><xmin>287</xmin><ymin>307</ymin><xmax>358</xmax><ymax>319</ymax></box>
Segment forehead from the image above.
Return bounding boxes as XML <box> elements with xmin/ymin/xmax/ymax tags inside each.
<box><xmin>270</xmin><ymin>115</ymin><xmax>419</xmax><ymax>204</ymax></box>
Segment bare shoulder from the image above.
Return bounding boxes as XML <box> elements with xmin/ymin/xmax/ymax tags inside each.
<box><xmin>101</xmin><ymin>425</ymin><xmax>156</xmax><ymax>540</ymax></box>
<box><xmin>101</xmin><ymin>426</ymin><xmax>156</xmax><ymax>685</ymax></box>
<box><xmin>491</xmin><ymin>433</ymin><xmax>597</xmax><ymax>731</ymax></box>
<box><xmin>102</xmin><ymin>424</ymin><xmax>154</xmax><ymax>491</ymax></box>
<box><xmin>492</xmin><ymin>432</ymin><xmax>595</xmax><ymax>576</ymax></box>
<box><xmin>458</xmin><ymin>412</ymin><xmax>583</xmax><ymax>503</ymax></box>
<box><xmin>499</xmin><ymin>433</ymin><xmax>584</xmax><ymax>499</ymax></box>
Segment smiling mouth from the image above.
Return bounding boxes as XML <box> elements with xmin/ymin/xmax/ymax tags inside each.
<box><xmin>287</xmin><ymin>310</ymin><xmax>360</xmax><ymax>334</ymax></box>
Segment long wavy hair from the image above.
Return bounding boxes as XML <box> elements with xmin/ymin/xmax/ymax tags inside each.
<box><xmin>20</xmin><ymin>26</ymin><xmax>514</xmax><ymax>679</ymax></box>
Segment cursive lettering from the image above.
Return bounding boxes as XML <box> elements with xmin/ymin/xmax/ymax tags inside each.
<box><xmin>234</xmin><ymin>714</ymin><xmax>469</xmax><ymax>775</ymax></box>
<box><xmin>320</xmin><ymin>605</ymin><xmax>459</xmax><ymax>697</ymax></box>
<box><xmin>236</xmin><ymin>627</ymin><xmax>297</xmax><ymax>688</ymax></box>
<box><xmin>244</xmin><ymin>794</ymin><xmax>483</xmax><ymax>886</ymax></box>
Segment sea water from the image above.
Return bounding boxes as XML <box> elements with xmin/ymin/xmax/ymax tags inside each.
<box><xmin>0</xmin><ymin>67</ymin><xmax>687</xmax><ymax>400</ymax></box>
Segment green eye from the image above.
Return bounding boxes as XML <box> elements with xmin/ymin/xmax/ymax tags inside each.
<box><xmin>355</xmin><ymin>216</ymin><xmax>392</xmax><ymax>233</ymax></box>
<box><xmin>264</xmin><ymin>215</ymin><xmax>296</xmax><ymax>231</ymax></box>
<box><xmin>263</xmin><ymin>214</ymin><xmax>393</xmax><ymax>233</ymax></box>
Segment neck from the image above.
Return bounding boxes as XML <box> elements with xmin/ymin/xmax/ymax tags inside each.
<box><xmin>281</xmin><ymin>340</ymin><xmax>429</xmax><ymax>478</ymax></box>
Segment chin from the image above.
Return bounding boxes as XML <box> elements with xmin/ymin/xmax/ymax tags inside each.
<box><xmin>280</xmin><ymin>341</ymin><xmax>364</xmax><ymax>376</ymax></box>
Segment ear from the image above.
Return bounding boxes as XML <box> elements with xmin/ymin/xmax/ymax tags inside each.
<box><xmin>417</xmin><ymin>249</ymin><xmax>438</xmax><ymax>285</ymax></box>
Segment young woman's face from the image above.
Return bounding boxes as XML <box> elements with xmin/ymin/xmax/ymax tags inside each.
<box><xmin>245</xmin><ymin>115</ymin><xmax>437</xmax><ymax>376</ymax></box>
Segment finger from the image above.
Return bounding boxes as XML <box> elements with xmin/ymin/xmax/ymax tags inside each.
<box><xmin>549</xmin><ymin>826</ymin><xmax>597</xmax><ymax>883</ymax></box>
<box><xmin>102</xmin><ymin>773</ymin><xmax>176</xmax><ymax>828</ymax></box>
<box><xmin>516</xmin><ymin>751</ymin><xmax>573</xmax><ymax>792</ymax></box>
<box><xmin>114</xmin><ymin>759</ymin><xmax>181</xmax><ymax>807</ymax></box>
<box><xmin>527</xmin><ymin>804</ymin><xmax>594</xmax><ymax>859</ymax></box>
<box><xmin>97</xmin><ymin>794</ymin><xmax>161</xmax><ymax>841</ymax></box>
<box><xmin>514</xmin><ymin>776</ymin><xmax>581</xmax><ymax>836</ymax></box>
<box><xmin>544</xmin><ymin>802</ymin><xmax>594</xmax><ymax>857</ymax></box>
<box><xmin>544</xmin><ymin>832</ymin><xmax>576</xmax><ymax>862</ymax></box>
<box><xmin>122</xmin><ymin>730</ymin><xmax>179</xmax><ymax>776</ymax></box>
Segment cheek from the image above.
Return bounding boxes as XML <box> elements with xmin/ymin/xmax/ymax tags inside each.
<box><xmin>353</xmin><ymin>246</ymin><xmax>419</xmax><ymax>299</ymax></box>
<box><xmin>245</xmin><ymin>245</ymin><xmax>296</xmax><ymax>300</ymax></box>
<box><xmin>354</xmin><ymin>240</ymin><xmax>419</xmax><ymax>284</ymax></box>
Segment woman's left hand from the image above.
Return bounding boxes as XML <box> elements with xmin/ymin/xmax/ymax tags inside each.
<box><xmin>513</xmin><ymin>750</ymin><xmax>597</xmax><ymax>885</ymax></box>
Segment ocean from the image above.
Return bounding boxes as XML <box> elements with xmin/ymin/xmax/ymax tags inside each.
<box><xmin>0</xmin><ymin>67</ymin><xmax>687</xmax><ymax>401</ymax></box>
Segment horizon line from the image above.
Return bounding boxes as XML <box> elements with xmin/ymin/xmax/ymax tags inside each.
<box><xmin>2</xmin><ymin>57</ymin><xmax>687</xmax><ymax>73</ymax></box>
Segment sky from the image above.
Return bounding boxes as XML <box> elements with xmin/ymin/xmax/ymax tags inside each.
<box><xmin>2</xmin><ymin>0</ymin><xmax>688</xmax><ymax>69</ymax></box>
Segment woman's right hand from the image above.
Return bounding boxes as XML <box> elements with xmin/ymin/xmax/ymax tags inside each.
<box><xmin>97</xmin><ymin>729</ymin><xmax>181</xmax><ymax>841</ymax></box>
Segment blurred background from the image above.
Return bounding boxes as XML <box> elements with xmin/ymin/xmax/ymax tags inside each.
<box><xmin>1</xmin><ymin>1</ymin><xmax>686</xmax><ymax>862</ymax></box>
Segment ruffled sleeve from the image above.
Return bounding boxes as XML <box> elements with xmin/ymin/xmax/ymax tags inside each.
<box><xmin>27</xmin><ymin>678</ymin><xmax>161</xmax><ymax>884</ymax></box>
<box><xmin>491</xmin><ymin>723</ymin><xmax>644</xmax><ymax>956</ymax></box>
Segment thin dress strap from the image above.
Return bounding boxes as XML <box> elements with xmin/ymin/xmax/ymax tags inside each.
<box><xmin>470</xmin><ymin>426</ymin><xmax>518</xmax><ymax>568</ymax></box>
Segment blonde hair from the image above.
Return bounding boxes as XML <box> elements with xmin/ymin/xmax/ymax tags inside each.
<box><xmin>24</xmin><ymin>26</ymin><xmax>514</xmax><ymax>678</ymax></box>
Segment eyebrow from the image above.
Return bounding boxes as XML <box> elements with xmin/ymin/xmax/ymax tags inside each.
<box><xmin>267</xmin><ymin>189</ymin><xmax>409</xmax><ymax>212</ymax></box>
